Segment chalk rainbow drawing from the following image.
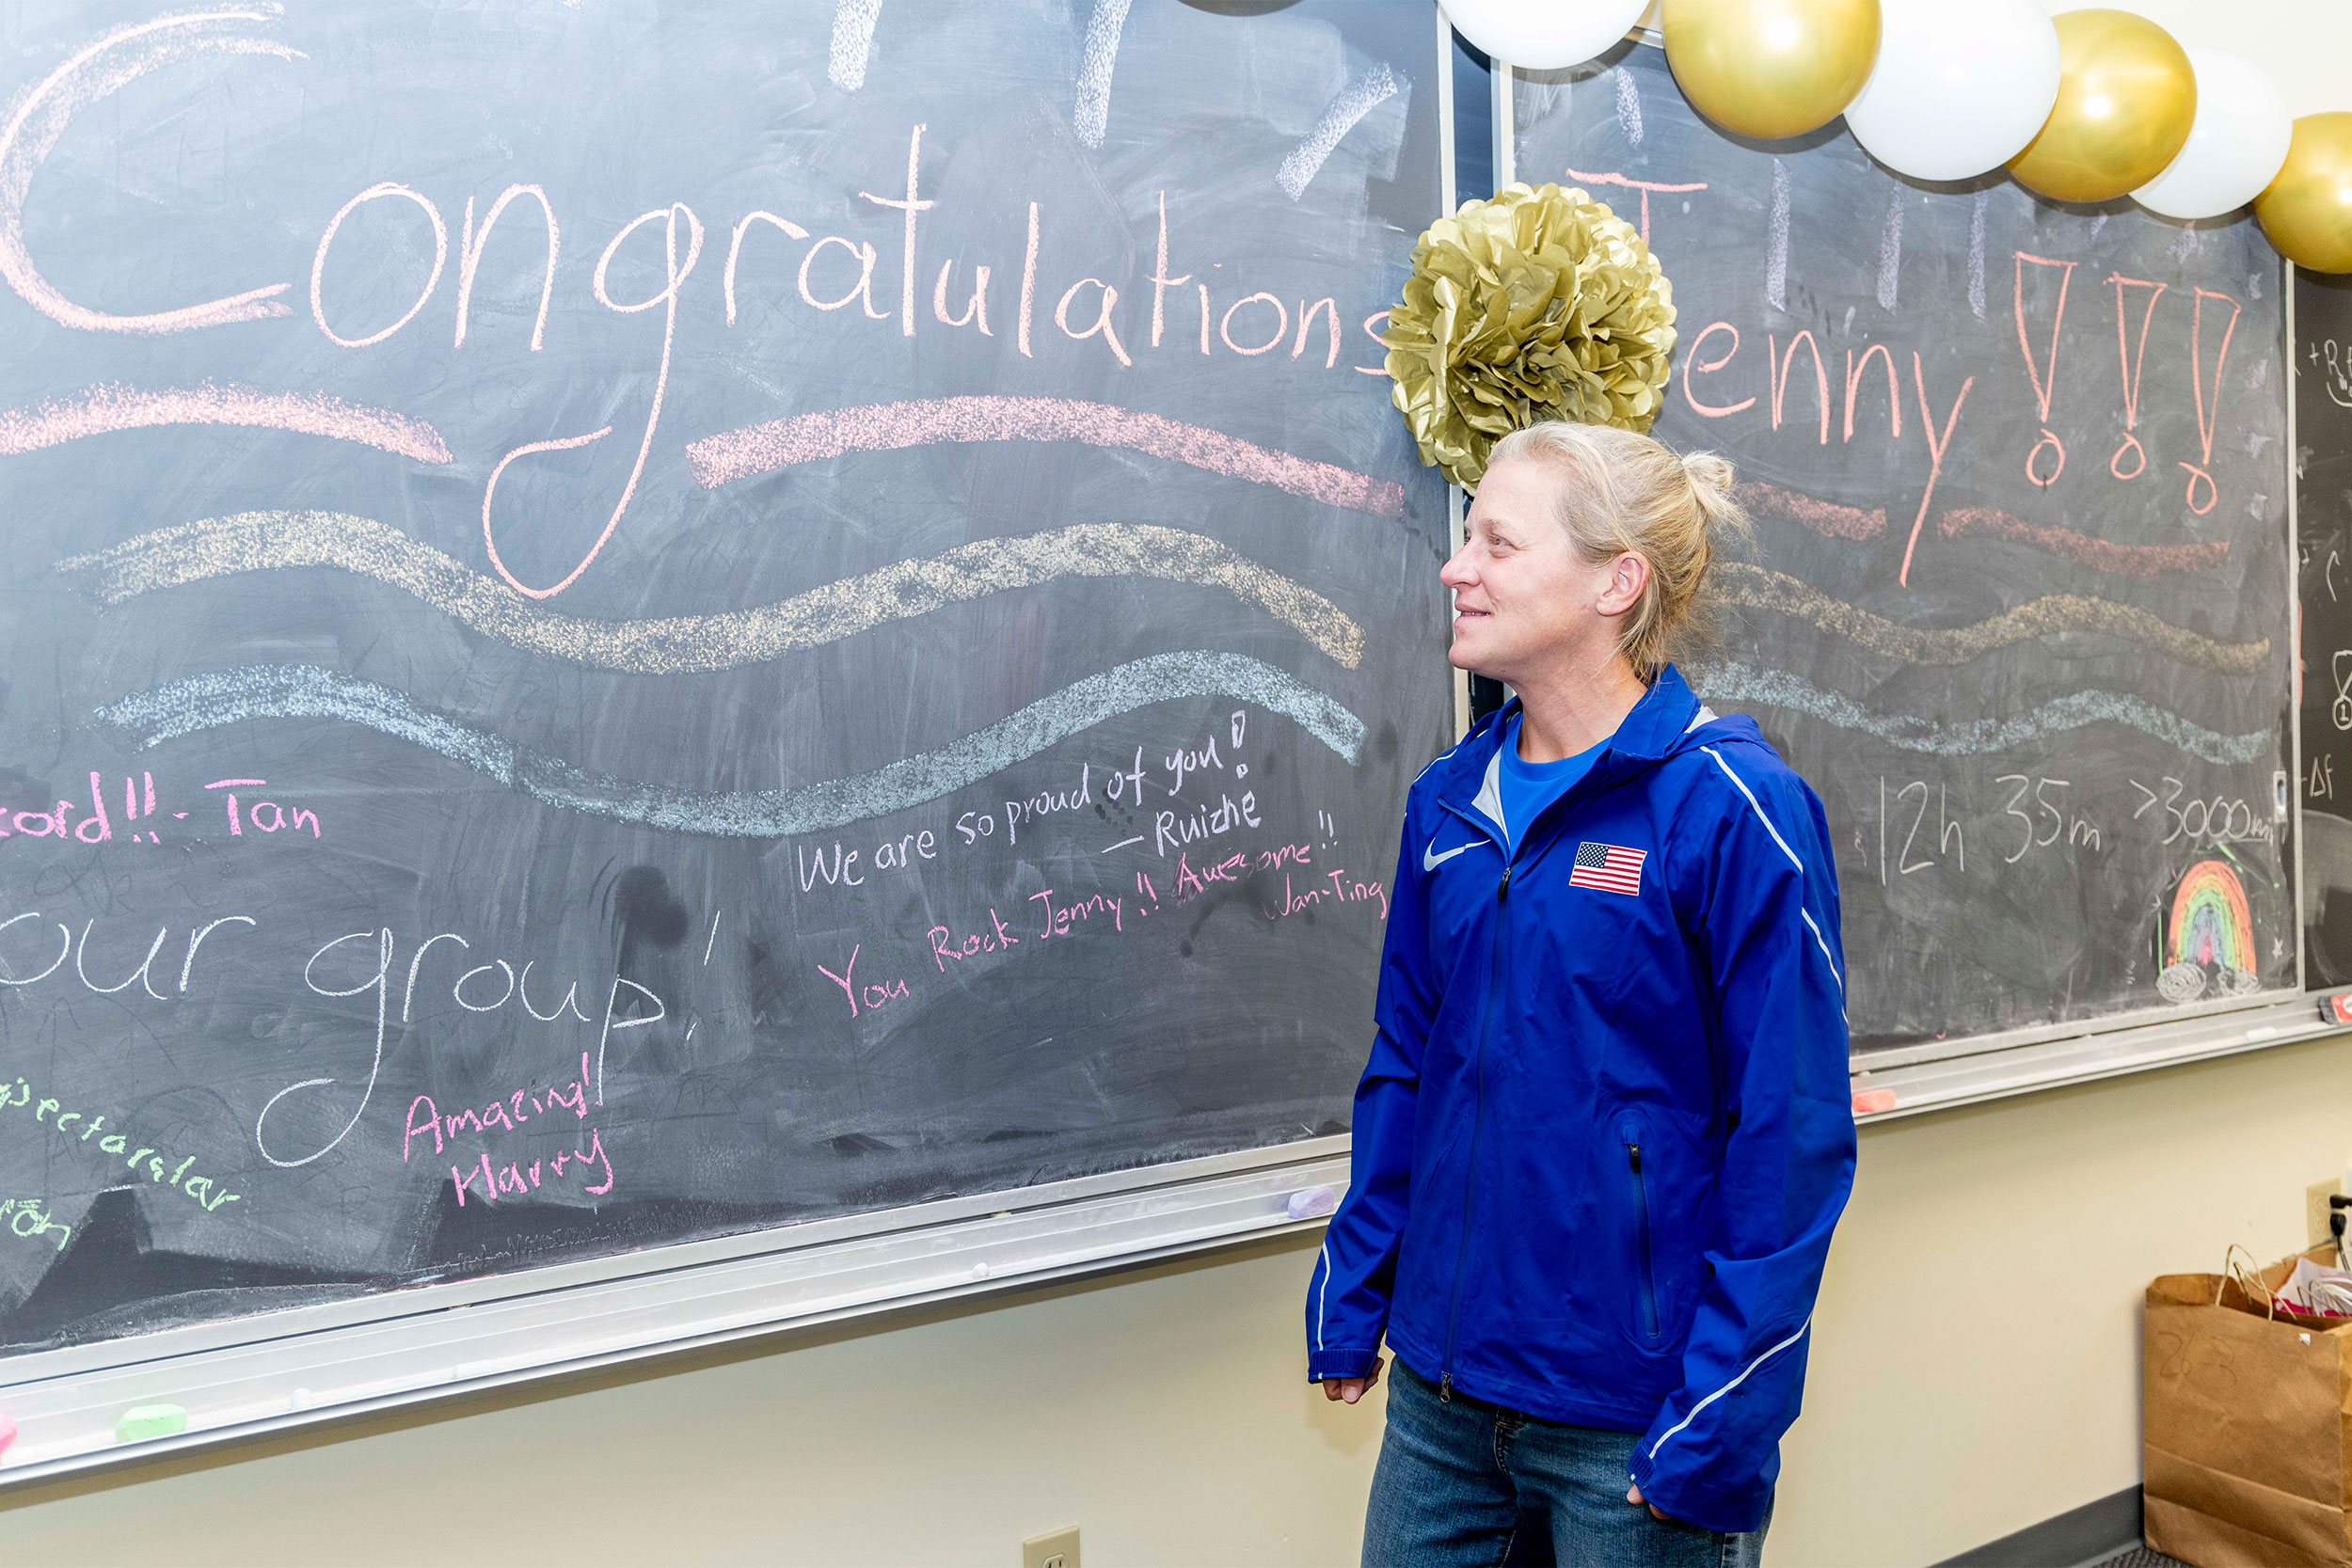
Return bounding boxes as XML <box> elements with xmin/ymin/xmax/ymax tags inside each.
<box><xmin>2157</xmin><ymin>859</ymin><xmax>2261</xmax><ymax>1002</ymax></box>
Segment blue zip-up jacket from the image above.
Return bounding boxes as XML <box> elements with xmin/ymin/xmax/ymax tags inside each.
<box><xmin>1306</xmin><ymin>665</ymin><xmax>1855</xmax><ymax>1534</ymax></box>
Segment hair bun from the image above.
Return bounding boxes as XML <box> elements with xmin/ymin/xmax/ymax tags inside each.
<box><xmin>1482</xmin><ymin>421</ymin><xmax>1750</xmax><ymax>675</ymax></box>
<box><xmin>1679</xmin><ymin>451</ymin><xmax>1751</xmax><ymax>544</ymax></box>
<box><xmin>1680</xmin><ymin>450</ymin><xmax>1735</xmax><ymax>493</ymax></box>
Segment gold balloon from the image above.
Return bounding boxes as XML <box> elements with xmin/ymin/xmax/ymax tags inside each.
<box><xmin>1661</xmin><ymin>0</ymin><xmax>1882</xmax><ymax>142</ymax></box>
<box><xmin>2007</xmin><ymin>9</ymin><xmax>2195</xmax><ymax>205</ymax></box>
<box><xmin>2256</xmin><ymin>114</ymin><xmax>2352</xmax><ymax>274</ymax></box>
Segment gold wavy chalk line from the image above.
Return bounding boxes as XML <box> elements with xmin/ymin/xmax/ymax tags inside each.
<box><xmin>58</xmin><ymin>512</ymin><xmax>1365</xmax><ymax>672</ymax></box>
<box><xmin>1715</xmin><ymin>562</ymin><xmax>2268</xmax><ymax>674</ymax></box>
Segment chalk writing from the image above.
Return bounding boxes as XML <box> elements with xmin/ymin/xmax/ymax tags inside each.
<box><xmin>0</xmin><ymin>1076</ymin><xmax>243</xmax><ymax>1212</ymax></box>
<box><xmin>0</xmin><ymin>1196</ymin><xmax>71</xmax><ymax>1252</ymax></box>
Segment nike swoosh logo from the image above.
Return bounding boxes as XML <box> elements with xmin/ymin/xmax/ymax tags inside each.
<box><xmin>1422</xmin><ymin>838</ymin><xmax>1472</xmax><ymax>872</ymax></box>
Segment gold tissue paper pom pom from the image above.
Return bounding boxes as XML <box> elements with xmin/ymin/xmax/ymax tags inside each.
<box><xmin>1383</xmin><ymin>182</ymin><xmax>1677</xmax><ymax>491</ymax></box>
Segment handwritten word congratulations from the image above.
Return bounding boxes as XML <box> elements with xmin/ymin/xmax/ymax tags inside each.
<box><xmin>1</xmin><ymin>10</ymin><xmax>1394</xmax><ymax>603</ymax></box>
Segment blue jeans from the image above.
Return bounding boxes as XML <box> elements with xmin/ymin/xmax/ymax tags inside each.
<box><xmin>1361</xmin><ymin>1361</ymin><xmax>1771</xmax><ymax>1568</ymax></box>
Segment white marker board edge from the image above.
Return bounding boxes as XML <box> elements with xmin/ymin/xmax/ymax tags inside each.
<box><xmin>1491</xmin><ymin>47</ymin><xmax>2311</xmax><ymax>1110</ymax></box>
<box><xmin>0</xmin><ymin>0</ymin><xmax>1460</xmax><ymax>1490</ymax></box>
<box><xmin>0</xmin><ymin>1136</ymin><xmax>1349</xmax><ymax>1487</ymax></box>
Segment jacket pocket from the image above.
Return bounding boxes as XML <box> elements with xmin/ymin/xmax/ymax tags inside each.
<box><xmin>1625</xmin><ymin>1139</ymin><xmax>1661</xmax><ymax>1341</ymax></box>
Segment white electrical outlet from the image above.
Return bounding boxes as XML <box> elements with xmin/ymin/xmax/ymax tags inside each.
<box><xmin>1022</xmin><ymin>1526</ymin><xmax>1079</xmax><ymax>1568</ymax></box>
<box><xmin>2309</xmin><ymin>1177</ymin><xmax>2344</xmax><ymax>1249</ymax></box>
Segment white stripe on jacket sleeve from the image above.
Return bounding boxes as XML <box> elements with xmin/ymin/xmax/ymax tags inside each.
<box><xmin>1700</xmin><ymin>745</ymin><xmax>1845</xmax><ymax>1003</ymax></box>
<box><xmin>1315</xmin><ymin>1242</ymin><xmax>1330</xmax><ymax>1350</ymax></box>
<box><xmin>1645</xmin><ymin>1319</ymin><xmax>1813</xmax><ymax>1461</ymax></box>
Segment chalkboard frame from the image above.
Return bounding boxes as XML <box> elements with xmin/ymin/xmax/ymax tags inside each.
<box><xmin>1487</xmin><ymin>44</ymin><xmax>2340</xmax><ymax>1122</ymax></box>
<box><xmin>0</xmin><ymin>1132</ymin><xmax>1351</xmax><ymax>1486</ymax></box>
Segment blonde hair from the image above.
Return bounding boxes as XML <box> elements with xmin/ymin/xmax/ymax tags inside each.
<box><xmin>1482</xmin><ymin>421</ymin><xmax>1752</xmax><ymax>677</ymax></box>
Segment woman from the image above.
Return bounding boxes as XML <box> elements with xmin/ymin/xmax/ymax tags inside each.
<box><xmin>1307</xmin><ymin>421</ymin><xmax>1855</xmax><ymax>1565</ymax></box>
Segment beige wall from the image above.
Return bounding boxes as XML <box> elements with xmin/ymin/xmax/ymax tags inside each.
<box><xmin>9</xmin><ymin>5</ymin><xmax>2352</xmax><ymax>1564</ymax></box>
<box><xmin>7</xmin><ymin>1033</ymin><xmax>2352</xmax><ymax>1565</ymax></box>
<box><xmin>1783</xmin><ymin>1035</ymin><xmax>2352</xmax><ymax>1564</ymax></box>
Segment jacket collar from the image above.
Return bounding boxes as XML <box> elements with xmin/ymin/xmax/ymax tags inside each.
<box><xmin>1444</xmin><ymin>663</ymin><xmax>1706</xmax><ymax>776</ymax></box>
<box><xmin>1435</xmin><ymin>664</ymin><xmax>1713</xmax><ymax>836</ymax></box>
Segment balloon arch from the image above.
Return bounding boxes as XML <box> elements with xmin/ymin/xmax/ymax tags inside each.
<box><xmin>1439</xmin><ymin>0</ymin><xmax>2351</xmax><ymax>272</ymax></box>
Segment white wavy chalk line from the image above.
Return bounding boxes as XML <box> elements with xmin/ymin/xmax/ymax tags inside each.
<box><xmin>1692</xmin><ymin>662</ymin><xmax>2272</xmax><ymax>764</ymax></box>
<box><xmin>1276</xmin><ymin>64</ymin><xmax>1400</xmax><ymax>202</ymax></box>
<box><xmin>1073</xmin><ymin>0</ymin><xmax>1133</xmax><ymax>150</ymax></box>
<box><xmin>828</xmin><ymin>0</ymin><xmax>882</xmax><ymax>91</ymax></box>
<box><xmin>58</xmin><ymin>513</ymin><xmax>1364</xmax><ymax>671</ymax></box>
<box><xmin>95</xmin><ymin>655</ymin><xmax>1367</xmax><ymax>837</ymax></box>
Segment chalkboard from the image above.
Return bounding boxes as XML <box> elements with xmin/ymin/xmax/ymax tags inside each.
<box><xmin>0</xmin><ymin>0</ymin><xmax>1450</xmax><ymax>1358</ymax></box>
<box><xmin>2297</xmin><ymin>271</ymin><xmax>2352</xmax><ymax>987</ymax></box>
<box><xmin>1512</xmin><ymin>43</ymin><xmax>2296</xmax><ymax>1056</ymax></box>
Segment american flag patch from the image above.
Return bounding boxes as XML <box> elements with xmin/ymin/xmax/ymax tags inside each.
<box><xmin>1569</xmin><ymin>841</ymin><xmax>1646</xmax><ymax>896</ymax></box>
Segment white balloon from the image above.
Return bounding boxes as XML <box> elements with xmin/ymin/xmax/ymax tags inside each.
<box><xmin>1440</xmin><ymin>0</ymin><xmax>1650</xmax><ymax>71</ymax></box>
<box><xmin>2133</xmin><ymin>51</ymin><xmax>2293</xmax><ymax>221</ymax></box>
<box><xmin>1843</xmin><ymin>0</ymin><xmax>2060</xmax><ymax>183</ymax></box>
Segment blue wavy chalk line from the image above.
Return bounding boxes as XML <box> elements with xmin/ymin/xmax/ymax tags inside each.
<box><xmin>1692</xmin><ymin>661</ymin><xmax>2272</xmax><ymax>765</ymax></box>
<box><xmin>95</xmin><ymin>653</ymin><xmax>1367</xmax><ymax>838</ymax></box>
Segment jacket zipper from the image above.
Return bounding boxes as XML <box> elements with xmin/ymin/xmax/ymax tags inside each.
<box><xmin>1427</xmin><ymin>723</ymin><xmax>1631</xmax><ymax>1402</ymax></box>
<box><xmin>1628</xmin><ymin>1142</ymin><xmax>1661</xmax><ymax>1340</ymax></box>
<box><xmin>1439</xmin><ymin>860</ymin><xmax>1510</xmax><ymax>1402</ymax></box>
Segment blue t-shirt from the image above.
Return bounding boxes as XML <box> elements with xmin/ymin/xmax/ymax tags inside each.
<box><xmin>1497</xmin><ymin>711</ymin><xmax>1601</xmax><ymax>857</ymax></box>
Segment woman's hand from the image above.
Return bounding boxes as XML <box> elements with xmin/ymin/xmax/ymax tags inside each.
<box><xmin>1625</xmin><ymin>1483</ymin><xmax>1672</xmax><ymax>1523</ymax></box>
<box><xmin>1321</xmin><ymin>1355</ymin><xmax>1385</xmax><ymax>1403</ymax></box>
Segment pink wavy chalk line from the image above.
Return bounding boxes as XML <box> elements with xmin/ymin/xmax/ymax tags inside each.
<box><xmin>685</xmin><ymin>395</ymin><xmax>1406</xmax><ymax>518</ymax></box>
<box><xmin>0</xmin><ymin>382</ymin><xmax>452</xmax><ymax>464</ymax></box>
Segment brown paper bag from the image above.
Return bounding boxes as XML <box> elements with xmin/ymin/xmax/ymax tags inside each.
<box><xmin>2146</xmin><ymin>1247</ymin><xmax>2352</xmax><ymax>1567</ymax></box>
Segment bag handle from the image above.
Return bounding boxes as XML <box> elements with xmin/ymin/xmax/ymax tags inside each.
<box><xmin>2221</xmin><ymin>1243</ymin><xmax>2280</xmax><ymax>1321</ymax></box>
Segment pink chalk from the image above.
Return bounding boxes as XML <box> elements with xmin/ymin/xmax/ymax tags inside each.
<box><xmin>1738</xmin><ymin>481</ymin><xmax>1885</xmax><ymax>543</ymax></box>
<box><xmin>1288</xmin><ymin>1185</ymin><xmax>1340</xmax><ymax>1221</ymax></box>
<box><xmin>1851</xmin><ymin>1088</ymin><xmax>1899</xmax><ymax>1116</ymax></box>
<box><xmin>686</xmin><ymin>395</ymin><xmax>1406</xmax><ymax>518</ymax></box>
<box><xmin>0</xmin><ymin>1413</ymin><xmax>16</xmax><ymax>1460</ymax></box>
<box><xmin>1939</xmin><ymin>507</ymin><xmax>2228</xmax><ymax>576</ymax></box>
<box><xmin>0</xmin><ymin>10</ymin><xmax>301</xmax><ymax>337</ymax></box>
<box><xmin>1740</xmin><ymin>477</ymin><xmax>2230</xmax><ymax>578</ymax></box>
<box><xmin>0</xmin><ymin>382</ymin><xmax>451</xmax><ymax>464</ymax></box>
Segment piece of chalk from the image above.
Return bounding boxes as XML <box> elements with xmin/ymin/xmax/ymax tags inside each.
<box><xmin>115</xmin><ymin>1403</ymin><xmax>187</xmax><ymax>1444</ymax></box>
<box><xmin>1288</xmin><ymin>1184</ymin><xmax>1340</xmax><ymax>1221</ymax></box>
<box><xmin>0</xmin><ymin>1413</ymin><xmax>16</xmax><ymax>1459</ymax></box>
<box><xmin>1851</xmin><ymin>1088</ymin><xmax>1899</xmax><ymax>1116</ymax></box>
